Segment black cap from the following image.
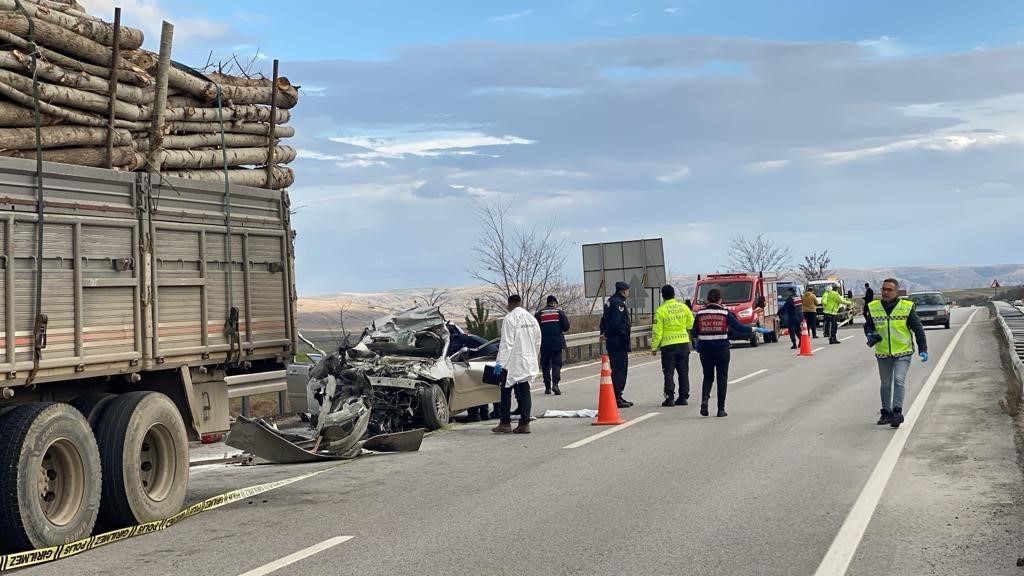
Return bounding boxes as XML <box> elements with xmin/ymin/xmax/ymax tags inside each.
<box><xmin>546</xmin><ymin>295</ymin><xmax>558</xmax><ymax>305</ymax></box>
<box><xmin>615</xmin><ymin>281</ymin><xmax>630</xmax><ymax>291</ymax></box>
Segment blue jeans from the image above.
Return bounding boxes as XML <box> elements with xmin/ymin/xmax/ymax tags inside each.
<box><xmin>877</xmin><ymin>356</ymin><xmax>911</xmax><ymax>412</ymax></box>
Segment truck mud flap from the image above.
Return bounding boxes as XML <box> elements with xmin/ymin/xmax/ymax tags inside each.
<box><xmin>225</xmin><ymin>416</ymin><xmax>422</xmax><ymax>464</ymax></box>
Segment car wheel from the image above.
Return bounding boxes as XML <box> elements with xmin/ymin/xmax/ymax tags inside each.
<box><xmin>749</xmin><ymin>333</ymin><xmax>759</xmax><ymax>348</ymax></box>
<box><xmin>96</xmin><ymin>392</ymin><xmax>188</xmax><ymax>529</ymax></box>
<box><xmin>0</xmin><ymin>402</ymin><xmax>102</xmax><ymax>553</ymax></box>
<box><xmin>418</xmin><ymin>384</ymin><xmax>450</xmax><ymax>430</ymax></box>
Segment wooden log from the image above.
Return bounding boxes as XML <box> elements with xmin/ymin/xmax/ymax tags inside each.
<box><xmin>158</xmin><ymin>145</ymin><xmax>296</xmax><ymax>169</ymax></box>
<box><xmin>146</xmin><ymin>21</ymin><xmax>172</xmax><ymax>174</ymax></box>
<box><xmin>161</xmin><ymin>166</ymin><xmax>295</xmax><ymax>189</ymax></box>
<box><xmin>0</xmin><ymin>13</ymin><xmax>134</xmax><ymax>67</ymax></box>
<box><xmin>165</xmin><ymin>121</ymin><xmax>295</xmax><ymax>138</ymax></box>
<box><xmin>0</xmin><ymin>49</ymin><xmax>151</xmax><ymax>104</ymax></box>
<box><xmin>0</xmin><ymin>145</ymin><xmax>139</xmax><ymax>169</ymax></box>
<box><xmin>165</xmin><ymin>94</ymin><xmax>206</xmax><ymax>108</ymax></box>
<box><xmin>0</xmin><ymin>0</ymin><xmax>145</xmax><ymax>49</ymax></box>
<box><xmin>0</xmin><ymin>68</ymin><xmax>150</xmax><ymax>120</ymax></box>
<box><xmin>0</xmin><ymin>79</ymin><xmax>148</xmax><ymax>129</ymax></box>
<box><xmin>135</xmin><ymin>133</ymin><xmax>275</xmax><ymax>151</ymax></box>
<box><xmin>0</xmin><ymin>126</ymin><xmax>132</xmax><ymax>148</ymax></box>
<box><xmin>28</xmin><ymin>0</ymin><xmax>90</xmax><ymax>17</ymax></box>
<box><xmin>0</xmin><ymin>100</ymin><xmax>63</xmax><ymax>126</ymax></box>
<box><xmin>163</xmin><ymin>65</ymin><xmax>298</xmax><ymax>109</ymax></box>
<box><xmin>164</xmin><ymin>104</ymin><xmax>289</xmax><ymax>124</ymax></box>
<box><xmin>0</xmin><ymin>27</ymin><xmax>150</xmax><ymax>86</ymax></box>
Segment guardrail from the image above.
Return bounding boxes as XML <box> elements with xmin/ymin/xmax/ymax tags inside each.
<box><xmin>992</xmin><ymin>302</ymin><xmax>1024</xmax><ymax>408</ymax></box>
<box><xmin>225</xmin><ymin>369</ymin><xmax>287</xmax><ymax>417</ymax></box>
<box><xmin>563</xmin><ymin>325</ymin><xmax>654</xmax><ymax>363</ymax></box>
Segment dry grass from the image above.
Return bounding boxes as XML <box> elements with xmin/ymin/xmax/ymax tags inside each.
<box><xmin>229</xmin><ymin>392</ymin><xmax>288</xmax><ymax>419</ymax></box>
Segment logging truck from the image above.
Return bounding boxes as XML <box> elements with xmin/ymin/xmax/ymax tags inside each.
<box><xmin>0</xmin><ymin>0</ymin><xmax>301</xmax><ymax>554</ymax></box>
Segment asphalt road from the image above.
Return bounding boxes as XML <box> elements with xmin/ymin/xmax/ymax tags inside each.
<box><xmin>22</xmin><ymin>307</ymin><xmax>1024</xmax><ymax>576</ymax></box>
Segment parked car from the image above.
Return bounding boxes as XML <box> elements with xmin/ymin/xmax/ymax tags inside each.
<box><xmin>907</xmin><ymin>291</ymin><xmax>951</xmax><ymax>329</ymax></box>
<box><xmin>1013</xmin><ymin>299</ymin><xmax>1024</xmax><ymax>307</ymax></box>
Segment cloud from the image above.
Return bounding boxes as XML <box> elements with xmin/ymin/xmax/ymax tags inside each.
<box><xmin>657</xmin><ymin>166</ymin><xmax>692</xmax><ymax>183</ymax></box>
<box><xmin>626</xmin><ymin>12</ymin><xmax>640</xmax><ymax>22</ymax></box>
<box><xmin>328</xmin><ymin>132</ymin><xmax>535</xmax><ymax>158</ymax></box>
<box><xmin>858</xmin><ymin>36</ymin><xmax>906</xmax><ymax>58</ymax></box>
<box><xmin>79</xmin><ymin>0</ymin><xmax>231</xmax><ymax>47</ymax></box>
<box><xmin>491</xmin><ymin>9</ymin><xmax>534</xmax><ymax>23</ymax></box>
<box><xmin>664</xmin><ymin>7</ymin><xmax>679</xmax><ymax>14</ymax></box>
<box><xmin>281</xmin><ymin>36</ymin><xmax>1024</xmax><ymax>291</ymax></box>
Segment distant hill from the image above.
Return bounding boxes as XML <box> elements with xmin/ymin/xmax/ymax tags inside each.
<box><xmin>298</xmin><ymin>264</ymin><xmax>1024</xmax><ymax>334</ymax></box>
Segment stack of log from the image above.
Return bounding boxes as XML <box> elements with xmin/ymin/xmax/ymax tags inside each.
<box><xmin>0</xmin><ymin>0</ymin><xmax>298</xmax><ymax>188</ymax></box>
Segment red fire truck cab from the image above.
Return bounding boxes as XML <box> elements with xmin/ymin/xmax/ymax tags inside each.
<box><xmin>690</xmin><ymin>272</ymin><xmax>780</xmax><ymax>347</ymax></box>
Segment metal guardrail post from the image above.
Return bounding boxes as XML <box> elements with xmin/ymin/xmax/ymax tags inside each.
<box><xmin>278</xmin><ymin>390</ymin><xmax>287</xmax><ymax>415</ymax></box>
<box><xmin>241</xmin><ymin>396</ymin><xmax>250</xmax><ymax>418</ymax></box>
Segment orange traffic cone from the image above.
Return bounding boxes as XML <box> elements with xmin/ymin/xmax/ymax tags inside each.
<box><xmin>592</xmin><ymin>355</ymin><xmax>625</xmax><ymax>426</ymax></box>
<box><xmin>798</xmin><ymin>319</ymin><xmax>814</xmax><ymax>357</ymax></box>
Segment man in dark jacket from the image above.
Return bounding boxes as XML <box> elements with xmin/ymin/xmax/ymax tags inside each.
<box><xmin>600</xmin><ymin>281</ymin><xmax>633</xmax><ymax>408</ymax></box>
<box><xmin>536</xmin><ymin>295</ymin><xmax>570</xmax><ymax>395</ymax></box>
<box><xmin>692</xmin><ymin>288</ymin><xmax>771</xmax><ymax>417</ymax></box>
<box><xmin>863</xmin><ymin>282</ymin><xmax>875</xmax><ymax>317</ymax></box>
<box><xmin>778</xmin><ymin>287</ymin><xmax>802</xmax><ymax>349</ymax></box>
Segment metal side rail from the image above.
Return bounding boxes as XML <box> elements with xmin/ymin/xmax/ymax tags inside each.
<box><xmin>992</xmin><ymin>302</ymin><xmax>1024</xmax><ymax>393</ymax></box>
<box><xmin>225</xmin><ymin>369</ymin><xmax>288</xmax><ymax>417</ymax></box>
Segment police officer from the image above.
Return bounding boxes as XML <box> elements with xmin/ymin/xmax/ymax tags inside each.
<box><xmin>863</xmin><ymin>278</ymin><xmax>928</xmax><ymax>428</ymax></box>
<box><xmin>651</xmin><ymin>284</ymin><xmax>694</xmax><ymax>407</ymax></box>
<box><xmin>822</xmin><ymin>284</ymin><xmax>852</xmax><ymax>344</ymax></box>
<box><xmin>691</xmin><ymin>288</ymin><xmax>771</xmax><ymax>417</ymax></box>
<box><xmin>600</xmin><ymin>281</ymin><xmax>633</xmax><ymax>408</ymax></box>
<box><xmin>536</xmin><ymin>295</ymin><xmax>570</xmax><ymax>395</ymax></box>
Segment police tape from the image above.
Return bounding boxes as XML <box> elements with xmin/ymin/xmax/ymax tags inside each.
<box><xmin>0</xmin><ymin>464</ymin><xmax>339</xmax><ymax>572</ymax></box>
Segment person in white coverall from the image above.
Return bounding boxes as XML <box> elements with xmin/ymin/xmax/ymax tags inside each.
<box><xmin>491</xmin><ymin>293</ymin><xmax>542</xmax><ymax>435</ymax></box>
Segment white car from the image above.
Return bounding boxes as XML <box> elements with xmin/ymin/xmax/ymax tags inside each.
<box><xmin>1013</xmin><ymin>299</ymin><xmax>1024</xmax><ymax>307</ymax></box>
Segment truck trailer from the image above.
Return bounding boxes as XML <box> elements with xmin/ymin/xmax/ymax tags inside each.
<box><xmin>0</xmin><ymin>157</ymin><xmax>296</xmax><ymax>552</ymax></box>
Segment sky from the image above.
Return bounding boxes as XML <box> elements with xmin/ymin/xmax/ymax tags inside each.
<box><xmin>83</xmin><ymin>1</ymin><xmax>1024</xmax><ymax>294</ymax></box>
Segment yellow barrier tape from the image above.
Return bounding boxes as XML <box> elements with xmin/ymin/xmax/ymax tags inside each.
<box><xmin>0</xmin><ymin>464</ymin><xmax>337</xmax><ymax>572</ymax></box>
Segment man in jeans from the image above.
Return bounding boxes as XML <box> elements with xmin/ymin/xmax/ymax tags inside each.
<box><xmin>691</xmin><ymin>288</ymin><xmax>771</xmax><ymax>417</ymax></box>
<box><xmin>863</xmin><ymin>278</ymin><xmax>928</xmax><ymax>428</ymax></box>
<box><xmin>651</xmin><ymin>284</ymin><xmax>694</xmax><ymax>407</ymax></box>
<box><xmin>491</xmin><ymin>294</ymin><xmax>542</xmax><ymax>435</ymax></box>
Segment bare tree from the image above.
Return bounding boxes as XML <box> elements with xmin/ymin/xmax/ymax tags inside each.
<box><xmin>412</xmin><ymin>288</ymin><xmax>450</xmax><ymax>309</ymax></box>
<box><xmin>798</xmin><ymin>250</ymin><xmax>834</xmax><ymax>284</ymax></box>
<box><xmin>320</xmin><ymin>300</ymin><xmax>353</xmax><ymax>347</ymax></box>
<box><xmin>469</xmin><ymin>197</ymin><xmax>568</xmax><ymax>313</ymax></box>
<box><xmin>725</xmin><ymin>233</ymin><xmax>793</xmax><ymax>274</ymax></box>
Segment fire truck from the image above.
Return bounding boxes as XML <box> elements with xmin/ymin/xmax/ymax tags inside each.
<box><xmin>691</xmin><ymin>272</ymin><xmax>780</xmax><ymax>347</ymax></box>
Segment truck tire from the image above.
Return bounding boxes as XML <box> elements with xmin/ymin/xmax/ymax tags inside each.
<box><xmin>418</xmin><ymin>384</ymin><xmax>450</xmax><ymax>431</ymax></box>
<box><xmin>0</xmin><ymin>402</ymin><xmax>101</xmax><ymax>553</ymax></box>
<box><xmin>749</xmin><ymin>332</ymin><xmax>759</xmax><ymax>347</ymax></box>
<box><xmin>70</xmin><ymin>393</ymin><xmax>117</xmax><ymax>429</ymax></box>
<box><xmin>96</xmin><ymin>392</ymin><xmax>188</xmax><ymax>529</ymax></box>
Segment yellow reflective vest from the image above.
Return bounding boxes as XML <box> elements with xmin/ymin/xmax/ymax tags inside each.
<box><xmin>868</xmin><ymin>299</ymin><xmax>915</xmax><ymax>358</ymax></box>
<box><xmin>651</xmin><ymin>298</ymin><xmax>694</xmax><ymax>351</ymax></box>
<box><xmin>822</xmin><ymin>289</ymin><xmax>851</xmax><ymax>315</ymax></box>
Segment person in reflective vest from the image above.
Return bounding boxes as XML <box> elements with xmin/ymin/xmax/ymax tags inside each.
<box><xmin>691</xmin><ymin>288</ymin><xmax>771</xmax><ymax>417</ymax></box>
<box><xmin>651</xmin><ymin>284</ymin><xmax>694</xmax><ymax>407</ymax></box>
<box><xmin>822</xmin><ymin>284</ymin><xmax>852</xmax><ymax>344</ymax></box>
<box><xmin>863</xmin><ymin>278</ymin><xmax>928</xmax><ymax>428</ymax></box>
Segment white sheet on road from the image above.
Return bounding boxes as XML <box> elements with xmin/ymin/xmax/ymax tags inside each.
<box><xmin>540</xmin><ymin>409</ymin><xmax>598</xmax><ymax>418</ymax></box>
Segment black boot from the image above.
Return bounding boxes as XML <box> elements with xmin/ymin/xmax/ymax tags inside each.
<box><xmin>876</xmin><ymin>409</ymin><xmax>892</xmax><ymax>425</ymax></box>
<box><xmin>717</xmin><ymin>408</ymin><xmax>728</xmax><ymax>417</ymax></box>
<box><xmin>890</xmin><ymin>407</ymin><xmax>904</xmax><ymax>428</ymax></box>
<box><xmin>552</xmin><ymin>384</ymin><xmax>561</xmax><ymax>396</ymax></box>
<box><xmin>700</xmin><ymin>399</ymin><xmax>709</xmax><ymax>417</ymax></box>
<box><xmin>544</xmin><ymin>385</ymin><xmax>552</xmax><ymax>395</ymax></box>
<box><xmin>661</xmin><ymin>396</ymin><xmax>675</xmax><ymax>407</ymax></box>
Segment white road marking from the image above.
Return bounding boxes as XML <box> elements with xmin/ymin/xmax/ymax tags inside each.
<box><xmin>813</xmin><ymin>308</ymin><xmax>979</xmax><ymax>576</ymax></box>
<box><xmin>238</xmin><ymin>536</ymin><xmax>354</xmax><ymax>576</ymax></box>
<box><xmin>531</xmin><ymin>359</ymin><xmax>660</xmax><ymax>392</ymax></box>
<box><xmin>562</xmin><ymin>412</ymin><xmax>659</xmax><ymax>449</ymax></box>
<box><xmin>729</xmin><ymin>369</ymin><xmax>768</xmax><ymax>384</ymax></box>
<box><xmin>840</xmin><ymin>335</ymin><xmax>856</xmax><ymax>342</ymax></box>
<box><xmin>811</xmin><ymin>347</ymin><xmax>825</xmax><ymax>354</ymax></box>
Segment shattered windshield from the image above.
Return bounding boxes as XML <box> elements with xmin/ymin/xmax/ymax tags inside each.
<box><xmin>363</xmin><ymin>306</ymin><xmax>449</xmax><ymax>358</ymax></box>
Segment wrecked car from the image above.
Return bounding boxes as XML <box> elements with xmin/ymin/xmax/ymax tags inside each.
<box><xmin>311</xmin><ymin>306</ymin><xmax>500</xmax><ymax>435</ymax></box>
<box><xmin>226</xmin><ymin>354</ymin><xmax>424</xmax><ymax>463</ymax></box>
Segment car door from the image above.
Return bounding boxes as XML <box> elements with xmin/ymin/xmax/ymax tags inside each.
<box><xmin>449</xmin><ymin>339</ymin><xmax>501</xmax><ymax>411</ymax></box>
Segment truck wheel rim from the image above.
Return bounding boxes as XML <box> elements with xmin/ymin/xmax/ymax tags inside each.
<box><xmin>38</xmin><ymin>439</ymin><xmax>86</xmax><ymax>527</ymax></box>
<box><xmin>139</xmin><ymin>424</ymin><xmax>176</xmax><ymax>502</ymax></box>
